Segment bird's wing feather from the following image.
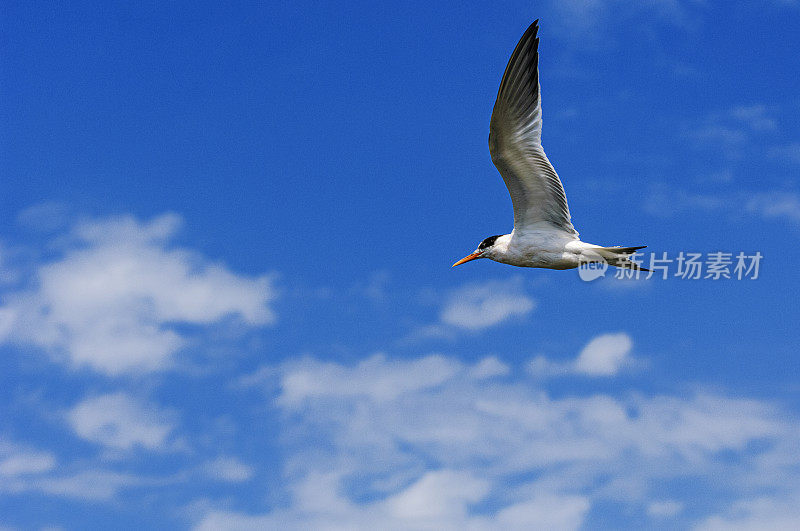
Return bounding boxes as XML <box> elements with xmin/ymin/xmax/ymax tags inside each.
<box><xmin>489</xmin><ymin>20</ymin><xmax>578</xmax><ymax>236</ymax></box>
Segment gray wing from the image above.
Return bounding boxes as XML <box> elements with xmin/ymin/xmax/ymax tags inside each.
<box><xmin>489</xmin><ymin>20</ymin><xmax>578</xmax><ymax>236</ymax></box>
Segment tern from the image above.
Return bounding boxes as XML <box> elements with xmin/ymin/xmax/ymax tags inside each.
<box><xmin>453</xmin><ymin>20</ymin><xmax>647</xmax><ymax>271</ymax></box>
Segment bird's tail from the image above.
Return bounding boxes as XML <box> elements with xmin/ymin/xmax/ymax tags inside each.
<box><xmin>596</xmin><ymin>245</ymin><xmax>649</xmax><ymax>271</ymax></box>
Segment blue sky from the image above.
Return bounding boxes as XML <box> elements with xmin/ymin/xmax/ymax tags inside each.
<box><xmin>2</xmin><ymin>0</ymin><xmax>800</xmax><ymax>529</ymax></box>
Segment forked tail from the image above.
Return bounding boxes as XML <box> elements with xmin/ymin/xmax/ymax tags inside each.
<box><xmin>596</xmin><ymin>245</ymin><xmax>649</xmax><ymax>271</ymax></box>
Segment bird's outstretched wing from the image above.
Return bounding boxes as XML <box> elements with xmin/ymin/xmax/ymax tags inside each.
<box><xmin>489</xmin><ymin>20</ymin><xmax>577</xmax><ymax>236</ymax></box>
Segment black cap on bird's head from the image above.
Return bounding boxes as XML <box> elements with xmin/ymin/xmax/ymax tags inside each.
<box><xmin>452</xmin><ymin>235</ymin><xmax>503</xmax><ymax>267</ymax></box>
<box><xmin>478</xmin><ymin>235</ymin><xmax>502</xmax><ymax>250</ymax></box>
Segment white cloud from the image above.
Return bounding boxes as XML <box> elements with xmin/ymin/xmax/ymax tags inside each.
<box><xmin>361</xmin><ymin>271</ymin><xmax>390</xmax><ymax>302</ymax></box>
<box><xmin>0</xmin><ymin>451</ymin><xmax>56</xmax><ymax>477</ymax></box>
<box><xmin>574</xmin><ymin>333</ymin><xmax>633</xmax><ymax>375</ymax></box>
<box><xmin>0</xmin><ymin>213</ymin><xmax>276</xmax><ymax>375</ymax></box>
<box><xmin>276</xmin><ymin>353</ymin><xmax>460</xmax><ymax>405</ymax></box>
<box><xmin>0</xmin><ymin>308</ymin><xmax>18</xmax><ymax>343</ymax></box>
<box><xmin>405</xmin><ymin>279</ymin><xmax>535</xmax><ymax>342</ymax></box>
<box><xmin>202</xmin><ymin>457</ymin><xmax>254</xmax><ymax>483</ymax></box>
<box><xmin>642</xmin><ymin>185</ymin><xmax>800</xmax><ymax>228</ymax></box>
<box><xmin>67</xmin><ymin>393</ymin><xmax>175</xmax><ymax>451</ymax></box>
<box><xmin>746</xmin><ymin>192</ymin><xmax>800</xmax><ymax>225</ymax></box>
<box><xmin>0</xmin><ymin>440</ymin><xmax>56</xmax><ymax>478</ymax></box>
<box><xmin>34</xmin><ymin>470</ymin><xmax>146</xmax><ymax>501</ymax></box>
<box><xmin>769</xmin><ymin>142</ymin><xmax>800</xmax><ymax>164</ymax></box>
<box><xmin>0</xmin><ymin>438</ymin><xmax>147</xmax><ymax>501</ymax></box>
<box><xmin>382</xmin><ymin>470</ymin><xmax>489</xmax><ymax>522</ymax></box>
<box><xmin>194</xmin><ymin>470</ymin><xmax>590</xmax><ymax>531</ymax></box>
<box><xmin>439</xmin><ymin>278</ymin><xmax>535</xmax><ymax>331</ymax></box>
<box><xmin>15</xmin><ymin>202</ymin><xmax>70</xmax><ymax>233</ymax></box>
<box><xmin>529</xmin><ymin>332</ymin><xmax>634</xmax><ymax>377</ymax></box>
<box><xmin>642</xmin><ymin>184</ymin><xmax>727</xmax><ymax>218</ymax></box>
<box><xmin>729</xmin><ymin>105</ymin><xmax>776</xmax><ymax>131</ymax></box>
<box><xmin>689</xmin><ymin>105</ymin><xmax>777</xmax><ymax>157</ymax></box>
<box><xmin>469</xmin><ymin>356</ymin><xmax>510</xmax><ymax>379</ymax></box>
<box><xmin>194</xmin><ymin>511</ymin><xmax>277</xmax><ymax>531</ymax></box>
<box><xmin>527</xmin><ymin>355</ymin><xmax>571</xmax><ymax>377</ymax></box>
<box><xmin>694</xmin><ymin>492</ymin><xmax>800</xmax><ymax>531</ymax></box>
<box><xmin>495</xmin><ymin>494</ymin><xmax>590</xmax><ymax>530</ymax></box>
<box><xmin>221</xmin><ymin>352</ymin><xmax>797</xmax><ymax>529</ymax></box>
<box><xmin>547</xmin><ymin>0</ymin><xmax>693</xmax><ymax>43</ymax></box>
<box><xmin>691</xmin><ymin>124</ymin><xmax>748</xmax><ymax>150</ymax></box>
<box><xmin>648</xmin><ymin>500</ymin><xmax>684</xmax><ymax>517</ymax></box>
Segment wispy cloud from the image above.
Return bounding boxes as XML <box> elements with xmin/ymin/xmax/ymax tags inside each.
<box><xmin>403</xmin><ymin>278</ymin><xmax>537</xmax><ymax>343</ymax></box>
<box><xmin>194</xmin><ymin>471</ymin><xmax>591</xmax><ymax>531</ymax></box>
<box><xmin>67</xmin><ymin>393</ymin><xmax>177</xmax><ymax>452</ymax></box>
<box><xmin>768</xmin><ymin>142</ymin><xmax>800</xmax><ymax>164</ymax></box>
<box><xmin>0</xmin><ymin>440</ymin><xmax>56</xmax><ymax>479</ymax></box>
<box><xmin>32</xmin><ymin>470</ymin><xmax>148</xmax><ymax>501</ymax></box>
<box><xmin>226</xmin><ymin>351</ymin><xmax>800</xmax><ymax>529</ymax></box>
<box><xmin>729</xmin><ymin>105</ymin><xmax>777</xmax><ymax>132</ymax></box>
<box><xmin>574</xmin><ymin>332</ymin><xmax>634</xmax><ymax>375</ymax></box>
<box><xmin>746</xmin><ymin>192</ymin><xmax>800</xmax><ymax>225</ymax></box>
<box><xmin>439</xmin><ymin>278</ymin><xmax>535</xmax><ymax>331</ymax></box>
<box><xmin>689</xmin><ymin>105</ymin><xmax>777</xmax><ymax>158</ymax></box>
<box><xmin>201</xmin><ymin>457</ymin><xmax>254</xmax><ymax>483</ymax></box>
<box><xmin>694</xmin><ymin>491</ymin><xmax>800</xmax><ymax>530</ymax></box>
<box><xmin>642</xmin><ymin>185</ymin><xmax>726</xmax><ymax>218</ymax></box>
<box><xmin>643</xmin><ymin>185</ymin><xmax>800</xmax><ymax>227</ymax></box>
<box><xmin>529</xmin><ymin>332</ymin><xmax>635</xmax><ymax>377</ymax></box>
<box><xmin>0</xmin><ymin>213</ymin><xmax>276</xmax><ymax>375</ymax></box>
<box><xmin>0</xmin><ymin>437</ymin><xmax>151</xmax><ymax>501</ymax></box>
<box><xmin>274</xmin><ymin>353</ymin><xmax>460</xmax><ymax>405</ymax></box>
<box><xmin>648</xmin><ymin>500</ymin><xmax>684</xmax><ymax>518</ymax></box>
<box><xmin>547</xmin><ymin>0</ymin><xmax>698</xmax><ymax>44</ymax></box>
<box><xmin>469</xmin><ymin>356</ymin><xmax>510</xmax><ymax>379</ymax></box>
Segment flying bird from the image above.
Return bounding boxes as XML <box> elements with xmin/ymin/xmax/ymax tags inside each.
<box><xmin>452</xmin><ymin>20</ymin><xmax>647</xmax><ymax>271</ymax></box>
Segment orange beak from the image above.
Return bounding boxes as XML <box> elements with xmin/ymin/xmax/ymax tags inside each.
<box><xmin>452</xmin><ymin>252</ymin><xmax>482</xmax><ymax>267</ymax></box>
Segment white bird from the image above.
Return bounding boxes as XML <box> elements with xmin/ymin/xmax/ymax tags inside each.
<box><xmin>453</xmin><ymin>20</ymin><xmax>647</xmax><ymax>271</ymax></box>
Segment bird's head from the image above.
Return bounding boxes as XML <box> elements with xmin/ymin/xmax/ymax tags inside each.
<box><xmin>452</xmin><ymin>234</ymin><xmax>504</xmax><ymax>267</ymax></box>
